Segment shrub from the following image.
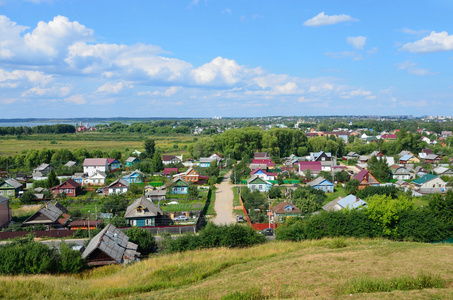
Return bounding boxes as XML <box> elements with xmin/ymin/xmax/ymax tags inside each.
<box><xmin>126</xmin><ymin>226</ymin><xmax>157</xmax><ymax>255</ymax></box>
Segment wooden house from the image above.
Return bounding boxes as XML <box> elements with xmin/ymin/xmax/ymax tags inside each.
<box><xmin>272</xmin><ymin>202</ymin><xmax>302</xmax><ymax>223</ymax></box>
<box><xmin>124</xmin><ymin>196</ymin><xmax>163</xmax><ymax>227</ymax></box>
<box><xmin>50</xmin><ymin>179</ymin><xmax>81</xmax><ymax>197</ymax></box>
<box><xmin>306</xmin><ymin>177</ymin><xmax>334</xmax><ymax>193</ymax></box>
<box><xmin>0</xmin><ymin>178</ymin><xmax>23</xmax><ymax>198</ymax></box>
<box><xmin>170</xmin><ymin>177</ymin><xmax>190</xmax><ymax>194</ymax></box>
<box><xmin>247</xmin><ymin>176</ymin><xmax>272</xmax><ymax>192</ymax></box>
<box><xmin>125</xmin><ymin>156</ymin><xmax>140</xmax><ymax>167</ymax></box>
<box><xmin>104</xmin><ymin>179</ymin><xmax>129</xmax><ymax>195</ymax></box>
<box><xmin>0</xmin><ymin>196</ymin><xmax>11</xmax><ymax>228</ymax></box>
<box><xmin>83</xmin><ymin>158</ymin><xmax>109</xmax><ymax>176</ymax></box>
<box><xmin>354</xmin><ymin>169</ymin><xmax>380</xmax><ymax>190</ymax></box>
<box><xmin>82</xmin><ymin>224</ymin><xmax>140</xmax><ymax>266</ymax></box>
<box><xmin>22</xmin><ymin>201</ymin><xmax>70</xmax><ymax>229</ymax></box>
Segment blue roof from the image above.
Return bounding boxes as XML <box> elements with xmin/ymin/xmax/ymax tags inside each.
<box><xmin>337</xmin><ymin>195</ymin><xmax>367</xmax><ymax>209</ymax></box>
<box><xmin>400</xmin><ymin>154</ymin><xmax>413</xmax><ymax>161</ymax></box>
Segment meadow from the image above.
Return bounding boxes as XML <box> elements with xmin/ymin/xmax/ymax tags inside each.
<box><xmin>0</xmin><ymin>132</ymin><xmax>196</xmax><ymax>156</ymax></box>
<box><xmin>0</xmin><ymin>238</ymin><xmax>452</xmax><ymax>299</ymax></box>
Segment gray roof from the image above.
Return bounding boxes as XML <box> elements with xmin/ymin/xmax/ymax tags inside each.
<box><xmin>425</xmin><ymin>154</ymin><xmax>439</xmax><ymax>160</ymax></box>
<box><xmin>126</xmin><ymin>157</ymin><xmax>139</xmax><ymax>163</ymax></box>
<box><xmin>146</xmin><ymin>189</ymin><xmax>166</xmax><ymax>197</ymax></box>
<box><xmin>108</xmin><ymin>178</ymin><xmax>130</xmax><ymax>188</ymax></box>
<box><xmin>23</xmin><ymin>201</ymin><xmax>64</xmax><ymax>224</ymax></box>
<box><xmin>5</xmin><ymin>178</ymin><xmax>22</xmax><ymax>189</ymax></box>
<box><xmin>83</xmin><ymin>158</ymin><xmax>108</xmax><ymax>166</ymax></box>
<box><xmin>307</xmin><ymin>177</ymin><xmax>332</xmax><ymax>187</ymax></box>
<box><xmin>0</xmin><ymin>196</ymin><xmax>8</xmax><ymax>205</ymax></box>
<box><xmin>125</xmin><ymin>196</ymin><xmax>163</xmax><ymax>219</ymax></box>
<box><xmin>199</xmin><ymin>157</ymin><xmax>216</xmax><ymax>163</ymax></box>
<box><xmin>64</xmin><ymin>161</ymin><xmax>77</xmax><ymax>167</ymax></box>
<box><xmin>82</xmin><ymin>224</ymin><xmax>139</xmax><ymax>264</ymax></box>
<box><xmin>35</xmin><ymin>163</ymin><xmax>51</xmax><ymax>172</ymax></box>
<box><xmin>433</xmin><ymin>166</ymin><xmax>453</xmax><ymax>175</ymax></box>
<box><xmin>323</xmin><ymin>195</ymin><xmax>366</xmax><ymax>211</ymax></box>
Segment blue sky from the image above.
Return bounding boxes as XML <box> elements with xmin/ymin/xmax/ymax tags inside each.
<box><xmin>0</xmin><ymin>0</ymin><xmax>453</xmax><ymax>118</ymax></box>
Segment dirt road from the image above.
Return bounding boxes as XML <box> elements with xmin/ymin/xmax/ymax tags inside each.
<box><xmin>212</xmin><ymin>170</ymin><xmax>236</xmax><ymax>225</ymax></box>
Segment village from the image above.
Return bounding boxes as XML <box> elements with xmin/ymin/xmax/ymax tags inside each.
<box><xmin>0</xmin><ymin>118</ymin><xmax>453</xmax><ymax>267</ymax></box>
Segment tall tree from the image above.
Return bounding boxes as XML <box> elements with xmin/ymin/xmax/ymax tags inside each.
<box><xmin>47</xmin><ymin>169</ymin><xmax>59</xmax><ymax>188</ymax></box>
<box><xmin>144</xmin><ymin>139</ymin><xmax>155</xmax><ymax>158</ymax></box>
<box><xmin>150</xmin><ymin>153</ymin><xmax>164</xmax><ymax>172</ymax></box>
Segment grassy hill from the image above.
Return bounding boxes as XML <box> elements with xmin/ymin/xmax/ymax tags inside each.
<box><xmin>0</xmin><ymin>238</ymin><xmax>452</xmax><ymax>299</ymax></box>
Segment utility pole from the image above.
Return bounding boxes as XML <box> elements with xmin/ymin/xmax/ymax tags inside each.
<box><xmin>95</xmin><ymin>205</ymin><xmax>98</xmax><ymax>229</ymax></box>
<box><xmin>88</xmin><ymin>210</ymin><xmax>91</xmax><ymax>239</ymax></box>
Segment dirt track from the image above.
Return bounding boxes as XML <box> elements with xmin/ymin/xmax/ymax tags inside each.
<box><xmin>211</xmin><ymin>170</ymin><xmax>236</xmax><ymax>225</ymax></box>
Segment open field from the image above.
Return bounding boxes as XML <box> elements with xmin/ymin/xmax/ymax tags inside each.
<box><xmin>0</xmin><ymin>132</ymin><xmax>195</xmax><ymax>156</ymax></box>
<box><xmin>0</xmin><ymin>238</ymin><xmax>452</xmax><ymax>299</ymax></box>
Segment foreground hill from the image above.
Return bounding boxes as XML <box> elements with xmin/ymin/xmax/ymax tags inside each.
<box><xmin>0</xmin><ymin>238</ymin><xmax>452</xmax><ymax>299</ymax></box>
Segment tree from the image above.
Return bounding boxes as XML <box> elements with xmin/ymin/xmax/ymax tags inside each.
<box><xmin>150</xmin><ymin>153</ymin><xmax>164</xmax><ymax>172</ymax></box>
<box><xmin>188</xmin><ymin>184</ymin><xmax>199</xmax><ymax>199</ymax></box>
<box><xmin>126</xmin><ymin>226</ymin><xmax>157</xmax><ymax>255</ymax></box>
<box><xmin>268</xmin><ymin>186</ymin><xmax>282</xmax><ymax>199</ymax></box>
<box><xmin>344</xmin><ymin>179</ymin><xmax>359</xmax><ymax>195</ymax></box>
<box><xmin>47</xmin><ymin>170</ymin><xmax>59</xmax><ymax>188</ymax></box>
<box><xmin>101</xmin><ymin>194</ymin><xmax>129</xmax><ymax>214</ymax></box>
<box><xmin>277</xmin><ymin>173</ymin><xmax>284</xmax><ymax>185</ymax></box>
<box><xmin>367</xmin><ymin>156</ymin><xmax>390</xmax><ymax>182</ymax></box>
<box><xmin>335</xmin><ymin>171</ymin><xmax>350</xmax><ymax>183</ymax></box>
<box><xmin>143</xmin><ymin>139</ymin><xmax>155</xmax><ymax>158</ymax></box>
<box><xmin>20</xmin><ymin>190</ymin><xmax>37</xmax><ymax>204</ymax></box>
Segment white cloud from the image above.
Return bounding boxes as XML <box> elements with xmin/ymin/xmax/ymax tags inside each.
<box><xmin>221</xmin><ymin>8</ymin><xmax>231</xmax><ymax>14</ymax></box>
<box><xmin>325</xmin><ymin>51</ymin><xmax>363</xmax><ymax>61</ymax></box>
<box><xmin>191</xmin><ymin>56</ymin><xmax>262</xmax><ymax>86</ymax></box>
<box><xmin>400</xmin><ymin>31</ymin><xmax>453</xmax><ymax>53</ymax></box>
<box><xmin>96</xmin><ymin>82</ymin><xmax>125</xmax><ymax>94</ymax></box>
<box><xmin>399</xmin><ymin>28</ymin><xmax>430</xmax><ymax>37</ymax></box>
<box><xmin>396</xmin><ymin>60</ymin><xmax>432</xmax><ymax>76</ymax></box>
<box><xmin>139</xmin><ymin>86</ymin><xmax>181</xmax><ymax>97</ymax></box>
<box><xmin>64</xmin><ymin>94</ymin><xmax>86</xmax><ymax>105</ymax></box>
<box><xmin>303</xmin><ymin>12</ymin><xmax>358</xmax><ymax>27</ymax></box>
<box><xmin>22</xmin><ymin>85</ymin><xmax>71</xmax><ymax>97</ymax></box>
<box><xmin>347</xmin><ymin>36</ymin><xmax>366</xmax><ymax>50</ymax></box>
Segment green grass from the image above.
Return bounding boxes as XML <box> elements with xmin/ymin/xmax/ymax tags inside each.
<box><xmin>161</xmin><ymin>202</ymin><xmax>203</xmax><ymax>212</ymax></box>
<box><xmin>0</xmin><ymin>238</ymin><xmax>452</xmax><ymax>299</ymax></box>
<box><xmin>323</xmin><ymin>186</ymin><xmax>347</xmax><ymax>204</ymax></box>
<box><xmin>205</xmin><ymin>188</ymin><xmax>216</xmax><ymax>216</ymax></box>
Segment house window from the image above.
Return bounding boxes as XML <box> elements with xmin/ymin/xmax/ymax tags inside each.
<box><xmin>0</xmin><ymin>191</ymin><xmax>3</xmax><ymax>195</ymax></box>
<box><xmin>7</xmin><ymin>190</ymin><xmax>11</xmax><ymax>195</ymax></box>
<box><xmin>259</xmin><ymin>185</ymin><xmax>263</xmax><ymax>190</ymax></box>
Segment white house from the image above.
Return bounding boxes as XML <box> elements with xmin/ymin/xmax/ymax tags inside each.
<box><xmin>83</xmin><ymin>158</ymin><xmax>109</xmax><ymax>176</ymax></box>
<box><xmin>82</xmin><ymin>171</ymin><xmax>107</xmax><ymax>186</ymax></box>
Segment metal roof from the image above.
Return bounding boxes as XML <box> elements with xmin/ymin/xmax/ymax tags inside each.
<box><xmin>124</xmin><ymin>196</ymin><xmax>163</xmax><ymax>219</ymax></box>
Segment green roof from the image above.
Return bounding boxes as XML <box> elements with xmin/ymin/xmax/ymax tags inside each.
<box><xmin>412</xmin><ymin>173</ymin><xmax>437</xmax><ymax>185</ymax></box>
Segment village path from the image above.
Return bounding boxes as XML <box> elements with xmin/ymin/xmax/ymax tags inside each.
<box><xmin>212</xmin><ymin>170</ymin><xmax>236</xmax><ymax>225</ymax></box>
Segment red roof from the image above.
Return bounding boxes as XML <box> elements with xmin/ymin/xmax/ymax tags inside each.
<box><xmin>299</xmin><ymin>161</ymin><xmax>322</xmax><ymax>171</ymax></box>
<box><xmin>83</xmin><ymin>158</ymin><xmax>108</xmax><ymax>166</ymax></box>
<box><xmin>164</xmin><ymin>168</ymin><xmax>178</xmax><ymax>175</ymax></box>
<box><xmin>51</xmin><ymin>178</ymin><xmax>80</xmax><ymax>190</ymax></box>
<box><xmin>57</xmin><ymin>214</ymin><xmax>71</xmax><ymax>225</ymax></box>
<box><xmin>251</xmin><ymin>168</ymin><xmax>277</xmax><ymax>177</ymax></box>
<box><xmin>162</xmin><ymin>155</ymin><xmax>175</xmax><ymax>161</ymax></box>
<box><xmin>251</xmin><ymin>159</ymin><xmax>274</xmax><ymax>167</ymax></box>
<box><xmin>354</xmin><ymin>169</ymin><xmax>368</xmax><ymax>182</ymax></box>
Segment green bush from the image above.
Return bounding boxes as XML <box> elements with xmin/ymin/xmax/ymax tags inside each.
<box><xmin>126</xmin><ymin>226</ymin><xmax>157</xmax><ymax>255</ymax></box>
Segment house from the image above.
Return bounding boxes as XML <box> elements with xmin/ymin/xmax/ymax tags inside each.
<box><xmin>272</xmin><ymin>202</ymin><xmax>302</xmax><ymax>222</ymax></box>
<box><xmin>82</xmin><ymin>171</ymin><xmax>107</xmax><ymax>186</ymax></box>
<box><xmin>199</xmin><ymin>157</ymin><xmax>217</xmax><ymax>168</ymax></box>
<box><xmin>107</xmin><ymin>159</ymin><xmax>121</xmax><ymax>171</ymax></box>
<box><xmin>32</xmin><ymin>163</ymin><xmax>55</xmax><ymax>178</ymax></box>
<box><xmin>33</xmin><ymin>187</ymin><xmax>50</xmax><ymax>201</ymax></box>
<box><xmin>247</xmin><ymin>176</ymin><xmax>272</xmax><ymax>192</ymax></box>
<box><xmin>412</xmin><ymin>174</ymin><xmax>446</xmax><ymax>190</ymax></box>
<box><xmin>389</xmin><ymin>165</ymin><xmax>411</xmax><ymax>180</ymax></box>
<box><xmin>433</xmin><ymin>166</ymin><xmax>453</xmax><ymax>176</ymax></box>
<box><xmin>82</xmin><ymin>224</ymin><xmax>140</xmax><ymax>266</ymax></box>
<box><xmin>254</xmin><ymin>152</ymin><xmax>270</xmax><ymax>160</ymax></box>
<box><xmin>0</xmin><ymin>196</ymin><xmax>11</xmax><ymax>228</ymax></box>
<box><xmin>145</xmin><ymin>189</ymin><xmax>166</xmax><ymax>201</ymax></box>
<box><xmin>250</xmin><ymin>168</ymin><xmax>277</xmax><ymax>181</ymax></box>
<box><xmin>209</xmin><ymin>153</ymin><xmax>223</xmax><ymax>162</ymax></box>
<box><xmin>164</xmin><ymin>168</ymin><xmax>179</xmax><ymax>176</ymax></box>
<box><xmin>354</xmin><ymin>169</ymin><xmax>380</xmax><ymax>190</ymax></box>
<box><xmin>249</xmin><ymin>159</ymin><xmax>274</xmax><ymax>171</ymax></box>
<box><xmin>71</xmin><ymin>172</ymin><xmax>87</xmax><ymax>184</ymax></box>
<box><xmin>322</xmin><ymin>195</ymin><xmax>367</xmax><ymax>212</ymax></box>
<box><xmin>68</xmin><ymin>220</ymin><xmax>102</xmax><ymax>231</ymax></box>
<box><xmin>306</xmin><ymin>177</ymin><xmax>334</xmax><ymax>193</ymax></box>
<box><xmin>310</xmin><ymin>151</ymin><xmax>332</xmax><ymax>162</ymax></box>
<box><xmin>172</xmin><ymin>167</ymin><xmax>207</xmax><ymax>183</ymax></box>
<box><xmin>50</xmin><ymin>179</ymin><xmax>81</xmax><ymax>197</ymax></box>
<box><xmin>64</xmin><ymin>161</ymin><xmax>77</xmax><ymax>168</ymax></box>
<box><xmin>83</xmin><ymin>158</ymin><xmax>109</xmax><ymax>176</ymax></box>
<box><xmin>419</xmin><ymin>149</ymin><xmax>433</xmax><ymax>159</ymax></box>
<box><xmin>125</xmin><ymin>157</ymin><xmax>140</xmax><ymax>167</ymax></box>
<box><xmin>398</xmin><ymin>150</ymin><xmax>414</xmax><ymax>157</ymax></box>
<box><xmin>171</xmin><ymin>177</ymin><xmax>190</xmax><ymax>194</ymax></box>
<box><xmin>124</xmin><ymin>196</ymin><xmax>163</xmax><ymax>227</ymax></box>
<box><xmin>424</xmin><ymin>154</ymin><xmax>441</xmax><ymax>163</ymax></box>
<box><xmin>344</xmin><ymin>152</ymin><xmax>360</xmax><ymax>160</ymax></box>
<box><xmin>0</xmin><ymin>178</ymin><xmax>23</xmax><ymax>198</ymax></box>
<box><xmin>22</xmin><ymin>201</ymin><xmax>70</xmax><ymax>229</ymax></box>
<box><xmin>104</xmin><ymin>179</ymin><xmax>129</xmax><ymax>195</ymax></box>
<box><xmin>399</xmin><ymin>154</ymin><xmax>419</xmax><ymax>164</ymax></box>
<box><xmin>122</xmin><ymin>170</ymin><xmax>144</xmax><ymax>184</ymax></box>
<box><xmin>298</xmin><ymin>161</ymin><xmax>322</xmax><ymax>177</ymax></box>
<box><xmin>162</xmin><ymin>155</ymin><xmax>182</xmax><ymax>165</ymax></box>
<box><xmin>0</xmin><ymin>168</ymin><xmax>7</xmax><ymax>179</ymax></box>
